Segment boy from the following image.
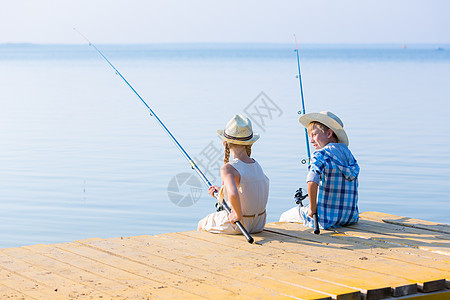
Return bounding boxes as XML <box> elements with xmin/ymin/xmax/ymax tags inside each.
<box><xmin>280</xmin><ymin>111</ymin><xmax>360</xmax><ymax>229</ymax></box>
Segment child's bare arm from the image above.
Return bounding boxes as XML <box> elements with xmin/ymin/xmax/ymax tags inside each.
<box><xmin>221</xmin><ymin>164</ymin><xmax>242</xmax><ymax>223</ymax></box>
<box><xmin>307</xmin><ymin>181</ymin><xmax>319</xmax><ymax>218</ymax></box>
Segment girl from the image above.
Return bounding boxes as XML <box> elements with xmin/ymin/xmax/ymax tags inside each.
<box><xmin>197</xmin><ymin>115</ymin><xmax>269</xmax><ymax>234</ymax></box>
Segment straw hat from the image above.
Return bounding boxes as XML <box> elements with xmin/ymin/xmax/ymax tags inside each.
<box><xmin>217</xmin><ymin>115</ymin><xmax>260</xmax><ymax>145</ymax></box>
<box><xmin>299</xmin><ymin>111</ymin><xmax>349</xmax><ymax>146</ymax></box>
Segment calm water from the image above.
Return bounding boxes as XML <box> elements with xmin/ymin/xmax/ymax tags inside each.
<box><xmin>0</xmin><ymin>43</ymin><xmax>449</xmax><ymax>248</ymax></box>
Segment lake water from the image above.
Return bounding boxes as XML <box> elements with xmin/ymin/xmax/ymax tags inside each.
<box><xmin>0</xmin><ymin>43</ymin><xmax>449</xmax><ymax>248</ymax></box>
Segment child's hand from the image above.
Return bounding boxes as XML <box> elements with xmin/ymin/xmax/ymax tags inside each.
<box><xmin>308</xmin><ymin>207</ymin><xmax>316</xmax><ymax>218</ymax></box>
<box><xmin>228</xmin><ymin>210</ymin><xmax>242</xmax><ymax>224</ymax></box>
<box><xmin>207</xmin><ymin>186</ymin><xmax>220</xmax><ymax>197</ymax></box>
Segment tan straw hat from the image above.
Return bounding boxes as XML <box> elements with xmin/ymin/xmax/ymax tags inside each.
<box><xmin>299</xmin><ymin>111</ymin><xmax>349</xmax><ymax>146</ymax></box>
<box><xmin>217</xmin><ymin>115</ymin><xmax>260</xmax><ymax>145</ymax></box>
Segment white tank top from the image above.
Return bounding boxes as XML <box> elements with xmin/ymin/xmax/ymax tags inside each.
<box><xmin>227</xmin><ymin>158</ymin><xmax>269</xmax><ymax>216</ymax></box>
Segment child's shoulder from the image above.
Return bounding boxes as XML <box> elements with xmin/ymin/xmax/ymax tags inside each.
<box><xmin>312</xmin><ymin>144</ymin><xmax>333</xmax><ymax>157</ymax></box>
<box><xmin>311</xmin><ymin>148</ymin><xmax>328</xmax><ymax>165</ymax></box>
<box><xmin>312</xmin><ymin>143</ymin><xmax>348</xmax><ymax>161</ymax></box>
<box><xmin>319</xmin><ymin>143</ymin><xmax>352</xmax><ymax>155</ymax></box>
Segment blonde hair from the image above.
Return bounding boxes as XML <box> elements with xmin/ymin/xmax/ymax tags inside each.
<box><xmin>223</xmin><ymin>142</ymin><xmax>252</xmax><ymax>164</ymax></box>
<box><xmin>307</xmin><ymin>121</ymin><xmax>338</xmax><ymax>141</ymax></box>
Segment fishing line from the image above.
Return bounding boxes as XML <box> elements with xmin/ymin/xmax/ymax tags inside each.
<box><xmin>75</xmin><ymin>28</ymin><xmax>254</xmax><ymax>243</ymax></box>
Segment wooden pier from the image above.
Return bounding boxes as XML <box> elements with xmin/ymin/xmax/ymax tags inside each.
<box><xmin>0</xmin><ymin>212</ymin><xmax>448</xmax><ymax>299</ymax></box>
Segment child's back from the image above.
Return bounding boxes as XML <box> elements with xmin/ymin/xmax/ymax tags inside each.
<box><xmin>302</xmin><ymin>142</ymin><xmax>359</xmax><ymax>229</ymax></box>
<box><xmin>280</xmin><ymin>111</ymin><xmax>359</xmax><ymax>230</ymax></box>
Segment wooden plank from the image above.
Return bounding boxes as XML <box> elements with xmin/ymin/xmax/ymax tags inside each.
<box><xmin>77</xmin><ymin>237</ymin><xmax>300</xmax><ymax>299</ymax></box>
<box><xmin>242</xmin><ymin>266</ymin><xmax>361</xmax><ymax>300</ymax></box>
<box><xmin>360</xmin><ymin>212</ymin><xmax>450</xmax><ymax>234</ymax></box>
<box><xmin>355</xmin><ymin>219</ymin><xmax>450</xmax><ymax>242</ymax></box>
<box><xmin>0</xmin><ymin>283</ymin><xmax>29</xmax><ymax>300</ymax></box>
<box><xmin>80</xmin><ymin>236</ymin><xmax>351</xmax><ymax>300</ymax></box>
<box><xmin>265</xmin><ymin>221</ymin><xmax>450</xmax><ymax>266</ymax></box>
<box><xmin>24</xmin><ymin>243</ymin><xmax>194</xmax><ymax>299</ymax></box>
<box><xmin>288</xmin><ymin>219</ymin><xmax>450</xmax><ymax>272</ymax></box>
<box><xmin>0</xmin><ymin>251</ymin><xmax>104</xmax><ymax>299</ymax></box>
<box><xmin>0</xmin><ymin>266</ymin><xmax>64</xmax><ymax>299</ymax></box>
<box><xmin>142</xmin><ymin>233</ymin><xmax>412</xmax><ymax>299</ymax></box>
<box><xmin>0</xmin><ymin>212</ymin><xmax>448</xmax><ymax>299</ymax></box>
<box><xmin>324</xmin><ymin>230</ymin><xmax>450</xmax><ymax>273</ymax></box>
<box><xmin>343</xmin><ymin>220</ymin><xmax>450</xmax><ymax>255</ymax></box>
<box><xmin>176</xmin><ymin>230</ymin><xmax>418</xmax><ymax>298</ymax></box>
<box><xmin>399</xmin><ymin>289</ymin><xmax>450</xmax><ymax>299</ymax></box>
<box><xmin>274</xmin><ymin>218</ymin><xmax>450</xmax><ymax>285</ymax></box>
<box><xmin>309</xmin><ymin>222</ymin><xmax>450</xmax><ymax>264</ymax></box>
<box><xmin>185</xmin><ymin>227</ymin><xmax>447</xmax><ymax>294</ymax></box>
<box><xmin>53</xmin><ymin>241</ymin><xmax>250</xmax><ymax>299</ymax></box>
<box><xmin>24</xmin><ymin>243</ymin><xmax>208</xmax><ymax>299</ymax></box>
<box><xmin>262</xmin><ymin>223</ymin><xmax>449</xmax><ymax>292</ymax></box>
<box><xmin>0</xmin><ymin>272</ymin><xmax>41</xmax><ymax>300</ymax></box>
<box><xmin>329</xmin><ymin>224</ymin><xmax>450</xmax><ymax>256</ymax></box>
<box><xmin>77</xmin><ymin>237</ymin><xmax>333</xmax><ymax>299</ymax></box>
<box><xmin>83</xmin><ymin>236</ymin><xmax>330</xmax><ymax>299</ymax></box>
<box><xmin>1</xmin><ymin>246</ymin><xmax>149</xmax><ymax>299</ymax></box>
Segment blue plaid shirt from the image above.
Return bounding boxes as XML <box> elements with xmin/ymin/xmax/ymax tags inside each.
<box><xmin>300</xmin><ymin>143</ymin><xmax>360</xmax><ymax>229</ymax></box>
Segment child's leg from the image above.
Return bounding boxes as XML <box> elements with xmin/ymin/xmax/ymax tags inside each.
<box><xmin>279</xmin><ymin>206</ymin><xmax>304</xmax><ymax>222</ymax></box>
<box><xmin>197</xmin><ymin>217</ymin><xmax>207</xmax><ymax>231</ymax></box>
<box><xmin>198</xmin><ymin>211</ymin><xmax>240</xmax><ymax>234</ymax></box>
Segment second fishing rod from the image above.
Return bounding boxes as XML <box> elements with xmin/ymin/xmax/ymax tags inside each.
<box><xmin>294</xmin><ymin>35</ymin><xmax>320</xmax><ymax>235</ymax></box>
<box><xmin>75</xmin><ymin>29</ymin><xmax>254</xmax><ymax>244</ymax></box>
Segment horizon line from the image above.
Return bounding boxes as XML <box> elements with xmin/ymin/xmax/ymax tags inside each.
<box><xmin>1</xmin><ymin>41</ymin><xmax>448</xmax><ymax>46</ymax></box>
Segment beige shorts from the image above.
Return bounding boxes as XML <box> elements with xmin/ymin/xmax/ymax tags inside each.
<box><xmin>198</xmin><ymin>210</ymin><xmax>266</xmax><ymax>234</ymax></box>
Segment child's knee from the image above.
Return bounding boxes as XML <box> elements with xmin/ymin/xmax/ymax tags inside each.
<box><xmin>197</xmin><ymin>218</ymin><xmax>205</xmax><ymax>231</ymax></box>
<box><xmin>279</xmin><ymin>206</ymin><xmax>302</xmax><ymax>222</ymax></box>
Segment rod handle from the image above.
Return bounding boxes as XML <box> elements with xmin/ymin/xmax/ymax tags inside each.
<box><xmin>221</xmin><ymin>201</ymin><xmax>254</xmax><ymax>244</ymax></box>
<box><xmin>313</xmin><ymin>213</ymin><xmax>320</xmax><ymax>235</ymax></box>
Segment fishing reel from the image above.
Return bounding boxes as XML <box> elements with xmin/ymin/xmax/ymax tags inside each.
<box><xmin>294</xmin><ymin>187</ymin><xmax>320</xmax><ymax>235</ymax></box>
<box><xmin>215</xmin><ymin>202</ymin><xmax>224</xmax><ymax>212</ymax></box>
<box><xmin>294</xmin><ymin>187</ymin><xmax>308</xmax><ymax>206</ymax></box>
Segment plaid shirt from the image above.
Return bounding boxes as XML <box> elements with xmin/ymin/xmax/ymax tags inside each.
<box><xmin>300</xmin><ymin>143</ymin><xmax>360</xmax><ymax>229</ymax></box>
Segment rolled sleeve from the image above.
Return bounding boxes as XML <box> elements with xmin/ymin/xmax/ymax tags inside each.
<box><xmin>307</xmin><ymin>152</ymin><xmax>323</xmax><ymax>184</ymax></box>
<box><xmin>306</xmin><ymin>169</ymin><xmax>321</xmax><ymax>184</ymax></box>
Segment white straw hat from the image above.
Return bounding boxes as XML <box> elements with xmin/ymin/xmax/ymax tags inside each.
<box><xmin>217</xmin><ymin>115</ymin><xmax>260</xmax><ymax>145</ymax></box>
<box><xmin>299</xmin><ymin>111</ymin><xmax>349</xmax><ymax>146</ymax></box>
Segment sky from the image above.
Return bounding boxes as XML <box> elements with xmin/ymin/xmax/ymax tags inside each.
<box><xmin>0</xmin><ymin>0</ymin><xmax>448</xmax><ymax>44</ymax></box>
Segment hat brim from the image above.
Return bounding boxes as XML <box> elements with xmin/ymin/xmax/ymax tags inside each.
<box><xmin>217</xmin><ymin>130</ymin><xmax>260</xmax><ymax>145</ymax></box>
<box><xmin>299</xmin><ymin>113</ymin><xmax>349</xmax><ymax>146</ymax></box>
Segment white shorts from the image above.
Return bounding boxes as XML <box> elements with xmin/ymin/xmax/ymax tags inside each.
<box><xmin>279</xmin><ymin>206</ymin><xmax>308</xmax><ymax>223</ymax></box>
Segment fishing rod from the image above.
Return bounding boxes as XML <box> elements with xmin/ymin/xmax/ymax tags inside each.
<box><xmin>294</xmin><ymin>34</ymin><xmax>320</xmax><ymax>235</ymax></box>
<box><xmin>294</xmin><ymin>34</ymin><xmax>311</xmax><ymax>165</ymax></box>
<box><xmin>74</xmin><ymin>28</ymin><xmax>254</xmax><ymax>244</ymax></box>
